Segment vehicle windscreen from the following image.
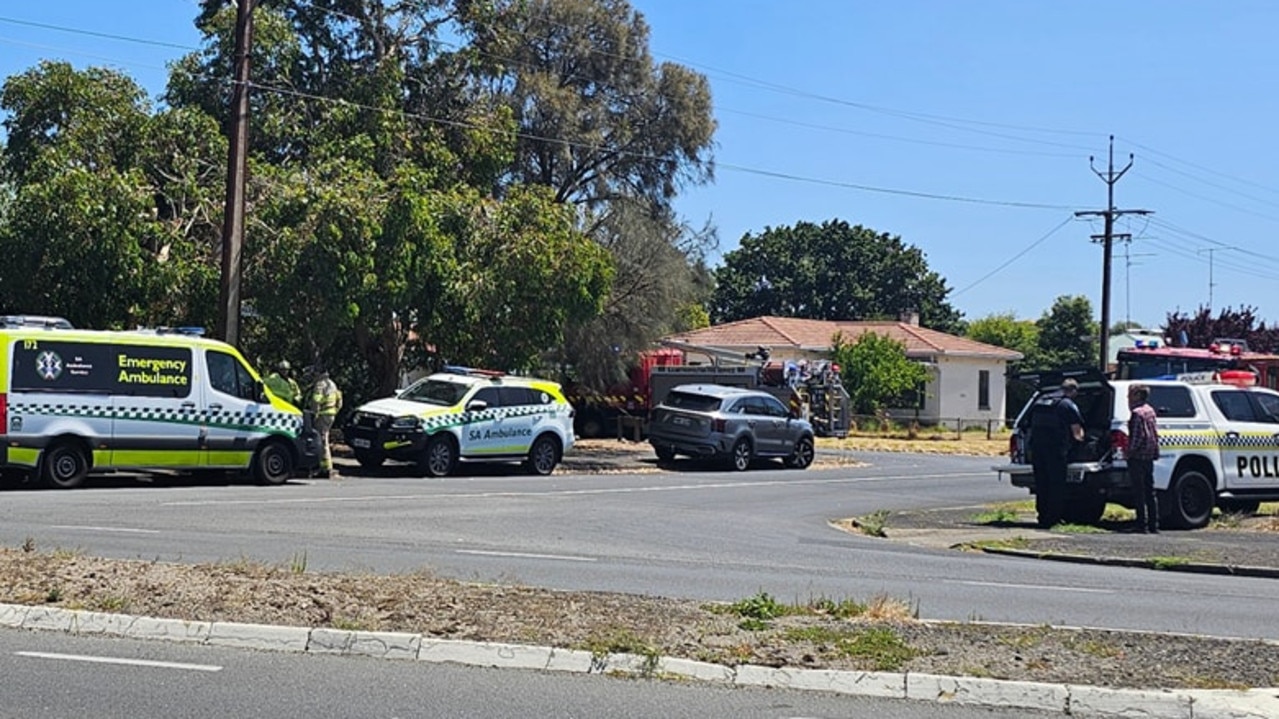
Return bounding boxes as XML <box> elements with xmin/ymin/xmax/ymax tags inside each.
<box><xmin>664</xmin><ymin>391</ymin><xmax>722</xmax><ymax>412</ymax></box>
<box><xmin>399</xmin><ymin>379</ymin><xmax>469</xmax><ymax>406</ymax></box>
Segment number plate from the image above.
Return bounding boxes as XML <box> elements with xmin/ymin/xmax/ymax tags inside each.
<box><xmin>351</xmin><ymin>438</ymin><xmax>371</xmax><ymax>449</ymax></box>
<box><xmin>1066</xmin><ymin>471</ymin><xmax>1084</xmax><ymax>484</ymax></box>
<box><xmin>672</xmin><ymin>416</ymin><xmax>691</xmax><ymax>426</ymax></box>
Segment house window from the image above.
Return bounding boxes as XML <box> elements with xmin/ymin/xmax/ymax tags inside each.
<box><xmin>978</xmin><ymin>370</ymin><xmax>991</xmax><ymax>411</ymax></box>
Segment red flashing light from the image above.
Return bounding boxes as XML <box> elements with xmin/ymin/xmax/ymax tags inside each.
<box><xmin>1232</xmin><ymin>344</ymin><xmax>1243</xmax><ymax>356</ymax></box>
<box><xmin>1218</xmin><ymin>370</ymin><xmax>1257</xmax><ymax>387</ymax></box>
<box><xmin>1209</xmin><ymin>343</ymin><xmax>1221</xmax><ymax>354</ymax></box>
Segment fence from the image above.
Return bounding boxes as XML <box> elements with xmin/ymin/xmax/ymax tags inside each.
<box><xmin>847</xmin><ymin>414</ymin><xmax>1012</xmax><ymax>440</ymax></box>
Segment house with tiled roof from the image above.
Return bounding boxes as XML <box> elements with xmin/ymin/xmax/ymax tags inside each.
<box><xmin>664</xmin><ymin>315</ymin><xmax>1023</xmax><ymax>426</ymax></box>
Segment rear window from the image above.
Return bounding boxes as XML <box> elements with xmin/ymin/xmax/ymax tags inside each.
<box><xmin>664</xmin><ymin>391</ymin><xmax>722</xmax><ymax>412</ymax></box>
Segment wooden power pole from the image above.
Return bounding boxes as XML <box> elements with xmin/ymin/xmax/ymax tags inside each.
<box><xmin>215</xmin><ymin>0</ymin><xmax>254</xmax><ymax>347</ymax></box>
<box><xmin>1075</xmin><ymin>136</ymin><xmax>1150</xmax><ymax>373</ymax></box>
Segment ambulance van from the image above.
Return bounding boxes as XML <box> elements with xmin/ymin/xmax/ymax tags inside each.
<box><xmin>0</xmin><ymin>319</ymin><xmax>320</xmax><ymax>488</ymax></box>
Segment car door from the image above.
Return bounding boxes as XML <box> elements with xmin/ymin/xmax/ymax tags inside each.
<box><xmin>759</xmin><ymin>394</ymin><xmax>797</xmax><ymax>454</ymax></box>
<box><xmin>203</xmin><ymin>348</ymin><xmax>269</xmax><ymax>468</ymax></box>
<box><xmin>110</xmin><ymin>342</ymin><xmax>203</xmax><ymax>468</ymax></box>
<box><xmin>1211</xmin><ymin>389</ymin><xmax>1279</xmax><ymax>489</ymax></box>
<box><xmin>738</xmin><ymin>396</ymin><xmax>784</xmax><ymax>454</ymax></box>
<box><xmin>462</xmin><ymin>386</ymin><xmax>504</xmax><ymax>456</ymax></box>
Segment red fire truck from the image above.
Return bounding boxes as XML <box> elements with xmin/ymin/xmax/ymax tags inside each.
<box><xmin>1115</xmin><ymin>338</ymin><xmax>1279</xmax><ymax>390</ymax></box>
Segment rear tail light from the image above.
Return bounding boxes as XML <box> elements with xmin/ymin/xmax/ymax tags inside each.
<box><xmin>1110</xmin><ymin>429</ymin><xmax>1129</xmax><ymax>459</ymax></box>
<box><xmin>1008</xmin><ymin>433</ymin><xmax>1019</xmax><ymax>459</ymax></box>
<box><xmin>711</xmin><ymin>418</ymin><xmax>727</xmax><ymax>432</ymax></box>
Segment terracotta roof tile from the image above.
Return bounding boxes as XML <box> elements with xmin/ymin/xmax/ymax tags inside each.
<box><xmin>668</xmin><ymin>316</ymin><xmax>1022</xmax><ymax>360</ymax></box>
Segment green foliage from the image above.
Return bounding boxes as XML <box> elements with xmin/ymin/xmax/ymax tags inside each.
<box><xmin>711</xmin><ymin>219</ymin><xmax>962</xmax><ymax>332</ymax></box>
<box><xmin>1163</xmin><ymin>305</ymin><xmax>1279</xmax><ymax>353</ymax></box>
<box><xmin>831</xmin><ymin>331</ymin><xmax>930</xmax><ymax>415</ymax></box>
<box><xmin>724</xmin><ymin>592</ymin><xmax>792</xmax><ymax>621</ymax></box>
<box><xmin>854</xmin><ymin>509</ymin><xmax>892</xmax><ymax>538</ymax></box>
<box><xmin>965</xmin><ymin>312</ymin><xmax>1040</xmax><ymax>362</ymax></box>
<box><xmin>1034</xmin><ymin>295</ymin><xmax>1099</xmax><ymax>369</ymax></box>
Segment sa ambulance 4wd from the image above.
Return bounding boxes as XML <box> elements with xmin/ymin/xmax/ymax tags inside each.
<box><xmin>344</xmin><ymin>368</ymin><xmax>575</xmax><ymax>477</ymax></box>
<box><xmin>994</xmin><ymin>367</ymin><xmax>1279</xmax><ymax>529</ymax></box>
<box><xmin>0</xmin><ymin>323</ymin><xmax>320</xmax><ymax>488</ymax></box>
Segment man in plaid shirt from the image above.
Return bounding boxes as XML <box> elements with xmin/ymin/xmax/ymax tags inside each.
<box><xmin>1127</xmin><ymin>384</ymin><xmax>1161</xmax><ymax>533</ymax></box>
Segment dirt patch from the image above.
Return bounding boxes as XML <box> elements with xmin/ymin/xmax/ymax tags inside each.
<box><xmin>4</xmin><ymin>544</ymin><xmax>1278</xmax><ymax>690</ymax></box>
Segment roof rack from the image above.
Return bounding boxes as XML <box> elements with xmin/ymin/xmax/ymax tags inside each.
<box><xmin>0</xmin><ymin>315</ymin><xmax>74</xmax><ymax>330</ymax></box>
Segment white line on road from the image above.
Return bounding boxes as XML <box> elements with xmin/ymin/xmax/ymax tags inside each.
<box><xmin>15</xmin><ymin>651</ymin><xmax>223</xmax><ymax>672</ymax></box>
<box><xmin>161</xmin><ymin>472</ymin><xmax>990</xmax><ymax>507</ymax></box>
<box><xmin>456</xmin><ymin>549</ymin><xmax>597</xmax><ymax>562</ymax></box>
<box><xmin>49</xmin><ymin>525</ymin><xmax>161</xmax><ymax>534</ymax></box>
<box><xmin>947</xmin><ymin>580</ymin><xmax>1115</xmax><ymax>594</ymax></box>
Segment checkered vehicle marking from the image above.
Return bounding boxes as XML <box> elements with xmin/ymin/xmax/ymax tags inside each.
<box><xmin>363</xmin><ymin>403</ymin><xmax>572</xmax><ymax>433</ymax></box>
<box><xmin>10</xmin><ymin>402</ymin><xmax>302</xmax><ymax>436</ymax></box>
<box><xmin>1158</xmin><ymin>430</ymin><xmax>1279</xmax><ymax>450</ymax></box>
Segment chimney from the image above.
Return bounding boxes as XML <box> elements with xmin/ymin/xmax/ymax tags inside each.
<box><xmin>900</xmin><ymin>310</ymin><xmax>919</xmax><ymax>326</ymax></box>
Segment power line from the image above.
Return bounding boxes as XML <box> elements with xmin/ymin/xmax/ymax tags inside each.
<box><xmin>0</xmin><ymin>15</ymin><xmax>199</xmax><ymax>51</ymax></box>
<box><xmin>1118</xmin><ymin>136</ymin><xmax>1279</xmax><ymax>200</ymax></box>
<box><xmin>951</xmin><ymin>215</ymin><xmax>1075</xmax><ymax>296</ymax></box>
<box><xmin>245</xmin><ymin>79</ymin><xmax>1081</xmax><ymax>210</ymax></box>
<box><xmin>1133</xmin><ymin>170</ymin><xmax>1279</xmax><ymax>224</ymax></box>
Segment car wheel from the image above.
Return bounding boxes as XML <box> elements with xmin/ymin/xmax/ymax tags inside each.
<box><xmin>525</xmin><ymin>435</ymin><xmax>561</xmax><ymax>476</ymax></box>
<box><xmin>419</xmin><ymin>435</ymin><xmax>457</xmax><ymax>478</ymax></box>
<box><xmin>253</xmin><ymin>440</ymin><xmax>294</xmax><ymax>485</ymax></box>
<box><xmin>42</xmin><ymin>442</ymin><xmax>89</xmax><ymax>489</ymax></box>
<box><xmin>1168</xmin><ymin>468</ymin><xmax>1214</xmax><ymax>529</ymax></box>
<box><xmin>727</xmin><ymin>438</ymin><xmax>753</xmax><ymax>472</ymax></box>
<box><xmin>1062</xmin><ymin>493</ymin><xmax>1106</xmax><ymax>525</ymax></box>
<box><xmin>785</xmin><ymin>436</ymin><xmax>815</xmax><ymax>470</ymax></box>
<box><xmin>576</xmin><ymin>412</ymin><xmax>605</xmax><ymax>439</ymax></box>
<box><xmin>654</xmin><ymin>445</ymin><xmax>677</xmax><ymax>463</ymax></box>
<box><xmin>1217</xmin><ymin>498</ymin><xmax>1260</xmax><ymax>515</ymax></box>
<box><xmin>353</xmin><ymin>449</ymin><xmax>385</xmax><ymax>469</ymax></box>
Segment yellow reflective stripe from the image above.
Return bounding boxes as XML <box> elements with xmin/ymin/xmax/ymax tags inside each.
<box><xmin>470</xmin><ymin>445</ymin><xmax>531</xmax><ymax>455</ymax></box>
<box><xmin>110</xmin><ymin>450</ymin><xmax>205</xmax><ymax>467</ymax></box>
<box><xmin>204</xmin><ymin>450</ymin><xmax>254</xmax><ymax>467</ymax></box>
<box><xmin>9</xmin><ymin>447</ymin><xmax>39</xmax><ymax>467</ymax></box>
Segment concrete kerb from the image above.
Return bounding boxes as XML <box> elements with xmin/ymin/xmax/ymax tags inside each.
<box><xmin>976</xmin><ymin>546</ymin><xmax>1279</xmax><ymax>580</ymax></box>
<box><xmin>3</xmin><ymin>602</ymin><xmax>1278</xmax><ymax>718</ymax></box>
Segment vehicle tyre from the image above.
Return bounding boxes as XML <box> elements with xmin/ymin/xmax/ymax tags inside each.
<box><xmin>1168</xmin><ymin>468</ymin><xmax>1215</xmax><ymax>529</ymax></box>
<box><xmin>419</xmin><ymin>434</ymin><xmax>458</xmax><ymax>478</ymax></box>
<box><xmin>525</xmin><ymin>434</ymin><xmax>561</xmax><ymax>476</ymax></box>
<box><xmin>1062</xmin><ymin>493</ymin><xmax>1106</xmax><ymax>525</ymax></box>
<box><xmin>1217</xmin><ymin>498</ymin><xmax>1260</xmax><ymax>515</ymax></box>
<box><xmin>42</xmin><ymin>442</ymin><xmax>89</xmax><ymax>490</ymax></box>
<box><xmin>785</xmin><ymin>436</ymin><xmax>815</xmax><ymax>470</ymax></box>
<box><xmin>353</xmin><ymin>448</ymin><xmax>385</xmax><ymax>469</ymax></box>
<box><xmin>727</xmin><ymin>438</ymin><xmax>753</xmax><ymax>472</ymax></box>
<box><xmin>253</xmin><ymin>441</ymin><xmax>295</xmax><ymax>485</ymax></box>
<box><xmin>654</xmin><ymin>445</ymin><xmax>677</xmax><ymax>463</ymax></box>
<box><xmin>576</xmin><ymin>412</ymin><xmax>605</xmax><ymax>439</ymax></box>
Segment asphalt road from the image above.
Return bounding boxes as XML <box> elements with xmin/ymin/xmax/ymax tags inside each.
<box><xmin>0</xmin><ymin>629</ymin><xmax>1058</xmax><ymax>719</ymax></box>
<box><xmin>1</xmin><ymin>452</ymin><xmax>1276</xmax><ymax>641</ymax></box>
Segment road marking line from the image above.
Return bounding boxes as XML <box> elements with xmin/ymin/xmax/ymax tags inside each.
<box><xmin>15</xmin><ymin>651</ymin><xmax>222</xmax><ymax>672</ymax></box>
<box><xmin>456</xmin><ymin>550</ymin><xmax>597</xmax><ymax>562</ymax></box>
<box><xmin>161</xmin><ymin>472</ymin><xmax>990</xmax><ymax>507</ymax></box>
<box><xmin>948</xmin><ymin>580</ymin><xmax>1114</xmax><ymax>594</ymax></box>
<box><xmin>49</xmin><ymin>525</ymin><xmax>161</xmax><ymax>534</ymax></box>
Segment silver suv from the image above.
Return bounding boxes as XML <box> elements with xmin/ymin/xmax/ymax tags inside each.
<box><xmin>648</xmin><ymin>384</ymin><xmax>816</xmax><ymax>471</ymax></box>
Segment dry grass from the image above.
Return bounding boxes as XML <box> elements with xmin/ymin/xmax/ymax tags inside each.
<box><xmin>817</xmin><ymin>435</ymin><xmax>1007</xmax><ymax>457</ymax></box>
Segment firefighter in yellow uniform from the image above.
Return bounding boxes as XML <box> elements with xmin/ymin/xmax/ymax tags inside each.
<box><xmin>307</xmin><ymin>366</ymin><xmax>343</xmax><ymax>478</ymax></box>
<box><xmin>263</xmin><ymin>360</ymin><xmax>301</xmax><ymax>406</ymax></box>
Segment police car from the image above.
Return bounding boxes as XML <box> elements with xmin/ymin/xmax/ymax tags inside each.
<box><xmin>993</xmin><ymin>367</ymin><xmax>1279</xmax><ymax>529</ymax></box>
<box><xmin>343</xmin><ymin>367</ymin><xmax>575</xmax><ymax>477</ymax></box>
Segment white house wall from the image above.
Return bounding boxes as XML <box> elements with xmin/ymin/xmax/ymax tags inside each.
<box><xmin>932</xmin><ymin>355</ymin><xmax>1008</xmax><ymax>429</ymax></box>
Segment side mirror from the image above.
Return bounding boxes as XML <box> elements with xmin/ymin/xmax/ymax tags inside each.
<box><xmin>466</xmin><ymin>399</ymin><xmax>488</xmax><ymax>412</ymax></box>
<box><xmin>255</xmin><ymin>380</ymin><xmax>269</xmax><ymax>404</ymax></box>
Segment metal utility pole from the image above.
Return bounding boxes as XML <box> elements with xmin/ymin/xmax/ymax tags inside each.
<box><xmin>215</xmin><ymin>0</ymin><xmax>254</xmax><ymax>347</ymax></box>
<box><xmin>1121</xmin><ymin>238</ymin><xmax>1154</xmax><ymax>327</ymax></box>
<box><xmin>1195</xmin><ymin>247</ymin><xmax>1237</xmax><ymax>312</ymax></box>
<box><xmin>1075</xmin><ymin>136</ymin><xmax>1151</xmax><ymax>373</ymax></box>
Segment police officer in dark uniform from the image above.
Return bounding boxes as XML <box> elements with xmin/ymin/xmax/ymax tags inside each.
<box><xmin>1030</xmin><ymin>377</ymin><xmax>1086</xmax><ymax>528</ymax></box>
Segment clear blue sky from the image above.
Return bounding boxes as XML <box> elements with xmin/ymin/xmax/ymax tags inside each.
<box><xmin>3</xmin><ymin>1</ymin><xmax>1278</xmax><ymax>331</ymax></box>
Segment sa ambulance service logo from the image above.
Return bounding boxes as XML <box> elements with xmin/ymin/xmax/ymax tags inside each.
<box><xmin>36</xmin><ymin>350</ymin><xmax>64</xmax><ymax>381</ymax></box>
